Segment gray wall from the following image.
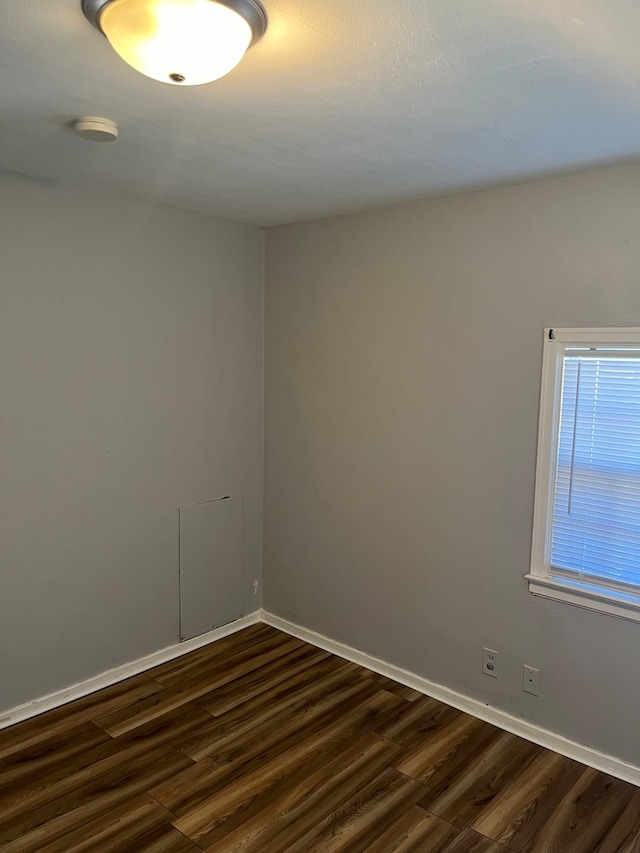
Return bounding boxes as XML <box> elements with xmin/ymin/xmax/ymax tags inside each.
<box><xmin>264</xmin><ymin>165</ymin><xmax>640</xmax><ymax>766</ymax></box>
<box><xmin>0</xmin><ymin>173</ymin><xmax>264</xmax><ymax>712</ymax></box>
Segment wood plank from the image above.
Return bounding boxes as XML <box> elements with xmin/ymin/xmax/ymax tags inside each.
<box><xmin>375</xmin><ymin>695</ymin><xmax>461</xmax><ymax>749</ymax></box>
<box><xmin>395</xmin><ymin>712</ymin><xmax>501</xmax><ymax>788</ymax></box>
<box><xmin>94</xmin><ymin>633</ymin><xmax>304</xmax><ymax>736</ymax></box>
<box><xmin>146</xmin><ymin>623</ymin><xmax>274</xmax><ymax>685</ymax></box>
<box><xmin>0</xmin><ymin>674</ymin><xmax>163</xmax><ymax>759</ymax></box>
<box><xmin>441</xmin><ymin>828</ymin><xmax>514</xmax><ymax>852</ymax></box>
<box><xmin>152</xmin><ymin>683</ymin><xmax>401</xmax><ymax>817</ymax></box>
<box><xmin>0</xmin><ymin>721</ymin><xmax>110</xmax><ymax>789</ymax></box>
<box><xmin>353</xmin><ymin>805</ymin><xmax>458</xmax><ymax>853</ymax></box>
<box><xmin>198</xmin><ymin>731</ymin><xmax>405</xmax><ymax>851</ymax></box>
<box><xmin>104</xmin><ymin>826</ymin><xmax>199</xmax><ymax>853</ymax></box>
<box><xmin>354</xmin><ymin>668</ymin><xmax>424</xmax><ymax>702</ymax></box>
<box><xmin>35</xmin><ymin>795</ymin><xmax>199</xmax><ymax>853</ymax></box>
<box><xmin>171</xmin><ymin>656</ymin><xmax>365</xmax><ymax>762</ymax></box>
<box><xmin>108</xmin><ymin>703</ymin><xmax>216</xmax><ymax>750</ymax></box>
<box><xmin>519</xmin><ymin>767</ymin><xmax>636</xmax><ymax>853</ymax></box>
<box><xmin>195</xmin><ymin>643</ymin><xmax>330</xmax><ymax>716</ymax></box>
<box><xmin>419</xmin><ymin>730</ymin><xmax>542</xmax><ymax>828</ymax></box>
<box><xmin>470</xmin><ymin>748</ymin><xmax>586</xmax><ymax>850</ymax></box>
<box><xmin>200</xmin><ymin>732</ymin><xmax>403</xmax><ymax>852</ymax></box>
<box><xmin>0</xmin><ymin>716</ymin><xmax>201</xmax><ymax>818</ymax></box>
<box><xmin>0</xmin><ymin>747</ymin><xmax>194</xmax><ymax>852</ymax></box>
<box><xmin>286</xmin><ymin>767</ymin><xmax>427</xmax><ymax>853</ymax></box>
<box><xmin>598</xmin><ymin>788</ymin><xmax>640</xmax><ymax>853</ymax></box>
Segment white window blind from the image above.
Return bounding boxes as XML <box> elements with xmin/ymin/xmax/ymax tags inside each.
<box><xmin>551</xmin><ymin>350</ymin><xmax>640</xmax><ymax>592</ymax></box>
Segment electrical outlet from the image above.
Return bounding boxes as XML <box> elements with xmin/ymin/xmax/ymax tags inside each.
<box><xmin>252</xmin><ymin>580</ymin><xmax>259</xmax><ymax>595</ymax></box>
<box><xmin>483</xmin><ymin>648</ymin><xmax>499</xmax><ymax>678</ymax></box>
<box><xmin>523</xmin><ymin>665</ymin><xmax>540</xmax><ymax>696</ymax></box>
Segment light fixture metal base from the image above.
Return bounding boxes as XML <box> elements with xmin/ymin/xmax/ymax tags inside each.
<box><xmin>82</xmin><ymin>0</ymin><xmax>268</xmax><ymax>46</ymax></box>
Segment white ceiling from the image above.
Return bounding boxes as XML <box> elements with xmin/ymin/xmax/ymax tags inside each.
<box><xmin>2</xmin><ymin>0</ymin><xmax>640</xmax><ymax>226</ymax></box>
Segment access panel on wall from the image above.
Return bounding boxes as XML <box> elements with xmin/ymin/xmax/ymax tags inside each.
<box><xmin>179</xmin><ymin>495</ymin><xmax>243</xmax><ymax>641</ymax></box>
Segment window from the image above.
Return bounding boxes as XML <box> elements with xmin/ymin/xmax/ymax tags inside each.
<box><xmin>528</xmin><ymin>328</ymin><xmax>640</xmax><ymax>621</ymax></box>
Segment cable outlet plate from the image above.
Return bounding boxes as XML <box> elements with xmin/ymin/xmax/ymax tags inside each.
<box><xmin>483</xmin><ymin>647</ymin><xmax>499</xmax><ymax>678</ymax></box>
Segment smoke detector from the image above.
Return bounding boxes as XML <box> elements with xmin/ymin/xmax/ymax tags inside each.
<box><xmin>73</xmin><ymin>116</ymin><xmax>119</xmax><ymax>142</ymax></box>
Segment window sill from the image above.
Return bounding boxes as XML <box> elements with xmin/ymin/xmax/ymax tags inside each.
<box><xmin>526</xmin><ymin>574</ymin><xmax>640</xmax><ymax>623</ymax></box>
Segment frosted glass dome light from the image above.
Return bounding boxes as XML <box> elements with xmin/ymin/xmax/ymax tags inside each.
<box><xmin>82</xmin><ymin>0</ymin><xmax>267</xmax><ymax>86</ymax></box>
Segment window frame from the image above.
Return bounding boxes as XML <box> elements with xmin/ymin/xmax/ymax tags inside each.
<box><xmin>527</xmin><ymin>327</ymin><xmax>640</xmax><ymax>622</ymax></box>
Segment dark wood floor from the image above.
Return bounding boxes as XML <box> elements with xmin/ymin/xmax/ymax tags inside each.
<box><xmin>1</xmin><ymin>623</ymin><xmax>638</xmax><ymax>852</ymax></box>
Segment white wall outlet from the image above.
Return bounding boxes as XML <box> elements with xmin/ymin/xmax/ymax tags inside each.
<box><xmin>483</xmin><ymin>648</ymin><xmax>499</xmax><ymax>678</ymax></box>
<box><xmin>523</xmin><ymin>665</ymin><xmax>540</xmax><ymax>696</ymax></box>
<box><xmin>252</xmin><ymin>579</ymin><xmax>259</xmax><ymax>595</ymax></box>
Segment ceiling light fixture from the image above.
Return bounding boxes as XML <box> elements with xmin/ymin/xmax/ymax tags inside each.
<box><xmin>82</xmin><ymin>0</ymin><xmax>267</xmax><ymax>86</ymax></box>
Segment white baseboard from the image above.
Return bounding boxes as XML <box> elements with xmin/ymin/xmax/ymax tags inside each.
<box><xmin>5</xmin><ymin>606</ymin><xmax>640</xmax><ymax>787</ymax></box>
<box><xmin>0</xmin><ymin>611</ymin><xmax>261</xmax><ymax>731</ymax></box>
<box><xmin>261</xmin><ymin>609</ymin><xmax>640</xmax><ymax>787</ymax></box>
